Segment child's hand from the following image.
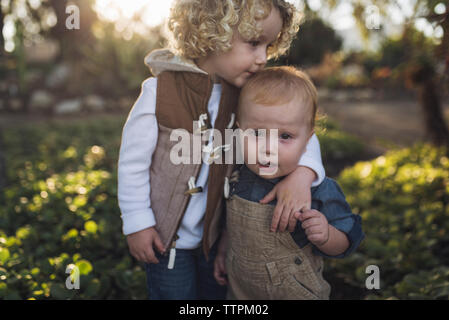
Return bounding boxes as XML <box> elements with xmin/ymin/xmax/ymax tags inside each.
<box><xmin>126</xmin><ymin>227</ymin><xmax>165</xmax><ymax>264</ymax></box>
<box><xmin>213</xmin><ymin>230</ymin><xmax>228</xmax><ymax>286</ymax></box>
<box><xmin>296</xmin><ymin>209</ymin><xmax>330</xmax><ymax>246</ymax></box>
<box><xmin>259</xmin><ymin>166</ymin><xmax>315</xmax><ymax>233</ymax></box>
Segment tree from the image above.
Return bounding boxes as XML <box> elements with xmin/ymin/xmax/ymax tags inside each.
<box><xmin>47</xmin><ymin>0</ymin><xmax>97</xmax><ymax>61</ymax></box>
<box><xmin>273</xmin><ymin>4</ymin><xmax>342</xmax><ymax>67</ymax></box>
<box><xmin>322</xmin><ymin>0</ymin><xmax>449</xmax><ymax>147</ymax></box>
<box><xmin>1</xmin><ymin>0</ymin><xmax>98</xmax><ymax>61</ymax></box>
<box><xmin>0</xmin><ymin>3</ymin><xmax>4</xmax><ymax>57</ymax></box>
<box><xmin>1</xmin><ymin>3</ymin><xmax>10</xmax><ymax>189</ymax></box>
<box><xmin>278</xmin><ymin>17</ymin><xmax>343</xmax><ymax>67</ymax></box>
<box><xmin>0</xmin><ymin>0</ymin><xmax>98</xmax><ymax>181</ymax></box>
<box><xmin>402</xmin><ymin>26</ymin><xmax>449</xmax><ymax>146</ymax></box>
<box><xmin>0</xmin><ymin>128</ymin><xmax>5</xmax><ymax>191</ymax></box>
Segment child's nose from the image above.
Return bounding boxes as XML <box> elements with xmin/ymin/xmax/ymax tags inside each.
<box><xmin>258</xmin><ymin>134</ymin><xmax>278</xmax><ymax>156</ymax></box>
<box><xmin>255</xmin><ymin>47</ymin><xmax>267</xmax><ymax>66</ymax></box>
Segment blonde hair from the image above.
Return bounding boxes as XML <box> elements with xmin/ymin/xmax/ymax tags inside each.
<box><xmin>238</xmin><ymin>66</ymin><xmax>318</xmax><ymax>129</ymax></box>
<box><xmin>168</xmin><ymin>0</ymin><xmax>302</xmax><ymax>60</ymax></box>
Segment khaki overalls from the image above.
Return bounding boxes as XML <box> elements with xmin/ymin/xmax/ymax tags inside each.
<box><xmin>225</xmin><ymin>193</ymin><xmax>331</xmax><ymax>300</ymax></box>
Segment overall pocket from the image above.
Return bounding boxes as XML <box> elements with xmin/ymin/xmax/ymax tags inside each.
<box><xmin>288</xmin><ymin>273</ymin><xmax>321</xmax><ymax>300</ymax></box>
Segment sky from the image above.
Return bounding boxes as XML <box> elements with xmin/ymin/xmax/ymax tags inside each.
<box><xmin>2</xmin><ymin>0</ymin><xmax>446</xmax><ymax>52</ymax></box>
<box><xmin>93</xmin><ymin>0</ymin><xmax>174</xmax><ymax>28</ymax></box>
<box><xmin>92</xmin><ymin>0</ymin><xmax>444</xmax><ymax>39</ymax></box>
<box><xmin>91</xmin><ymin>0</ymin><xmax>445</xmax><ymax>52</ymax></box>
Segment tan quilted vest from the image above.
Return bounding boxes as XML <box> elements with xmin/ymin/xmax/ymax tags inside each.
<box><xmin>149</xmin><ymin>70</ymin><xmax>238</xmax><ymax>259</ymax></box>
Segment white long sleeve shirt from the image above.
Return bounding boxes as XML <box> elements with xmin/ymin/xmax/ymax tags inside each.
<box><xmin>118</xmin><ymin>77</ymin><xmax>325</xmax><ymax>249</ymax></box>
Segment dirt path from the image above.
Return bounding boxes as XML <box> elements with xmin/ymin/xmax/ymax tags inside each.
<box><xmin>319</xmin><ymin>98</ymin><xmax>449</xmax><ymax>153</ymax></box>
<box><xmin>1</xmin><ymin>98</ymin><xmax>449</xmax><ymax>155</ymax></box>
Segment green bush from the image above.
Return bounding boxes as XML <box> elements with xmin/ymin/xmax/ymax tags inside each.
<box><xmin>326</xmin><ymin>144</ymin><xmax>449</xmax><ymax>299</ymax></box>
<box><xmin>78</xmin><ymin>22</ymin><xmax>165</xmax><ymax>97</ymax></box>
<box><xmin>273</xmin><ymin>17</ymin><xmax>342</xmax><ymax>67</ymax></box>
<box><xmin>0</xmin><ymin>114</ymin><xmax>369</xmax><ymax>299</ymax></box>
<box><xmin>359</xmin><ymin>28</ymin><xmax>438</xmax><ymax>88</ymax></box>
<box><xmin>316</xmin><ymin>117</ymin><xmax>366</xmax><ymax>177</ymax></box>
<box><xmin>0</xmin><ymin>115</ymin><xmax>146</xmax><ymax>299</ymax></box>
<box><xmin>6</xmin><ymin>116</ymin><xmax>445</xmax><ymax>299</ymax></box>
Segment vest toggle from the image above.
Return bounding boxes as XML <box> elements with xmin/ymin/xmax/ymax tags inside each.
<box><xmin>230</xmin><ymin>169</ymin><xmax>240</xmax><ymax>183</ymax></box>
<box><xmin>167</xmin><ymin>234</ymin><xmax>180</xmax><ymax>269</ymax></box>
<box><xmin>184</xmin><ymin>176</ymin><xmax>203</xmax><ymax>195</ymax></box>
<box><xmin>202</xmin><ymin>144</ymin><xmax>231</xmax><ymax>165</ymax></box>
<box><xmin>194</xmin><ymin>113</ymin><xmax>209</xmax><ymax>134</ymax></box>
<box><xmin>223</xmin><ymin>177</ymin><xmax>230</xmax><ymax>199</ymax></box>
<box><xmin>225</xmin><ymin>169</ymin><xmax>240</xmax><ymax>199</ymax></box>
<box><xmin>227</xmin><ymin>113</ymin><xmax>236</xmax><ymax>129</ymax></box>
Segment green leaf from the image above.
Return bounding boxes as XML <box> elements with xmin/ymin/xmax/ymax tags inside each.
<box><xmin>50</xmin><ymin>283</ymin><xmax>73</xmax><ymax>299</ymax></box>
<box><xmin>76</xmin><ymin>260</ymin><xmax>93</xmax><ymax>275</ymax></box>
<box><xmin>4</xmin><ymin>289</ymin><xmax>21</xmax><ymax>300</ymax></box>
<box><xmin>16</xmin><ymin>226</ymin><xmax>31</xmax><ymax>239</ymax></box>
<box><xmin>0</xmin><ymin>247</ymin><xmax>10</xmax><ymax>264</ymax></box>
<box><xmin>30</xmin><ymin>267</ymin><xmax>40</xmax><ymax>276</ymax></box>
<box><xmin>84</xmin><ymin>221</ymin><xmax>98</xmax><ymax>234</ymax></box>
<box><xmin>0</xmin><ymin>282</ymin><xmax>7</xmax><ymax>298</ymax></box>
<box><xmin>85</xmin><ymin>278</ymin><xmax>101</xmax><ymax>297</ymax></box>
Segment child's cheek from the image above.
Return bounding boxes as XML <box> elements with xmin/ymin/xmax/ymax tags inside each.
<box><xmin>244</xmin><ymin>136</ymin><xmax>258</xmax><ymax>165</ymax></box>
<box><xmin>278</xmin><ymin>142</ymin><xmax>299</xmax><ymax>172</ymax></box>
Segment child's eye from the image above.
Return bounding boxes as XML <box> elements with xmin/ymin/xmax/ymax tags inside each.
<box><xmin>248</xmin><ymin>40</ymin><xmax>260</xmax><ymax>47</ymax></box>
<box><xmin>280</xmin><ymin>133</ymin><xmax>291</xmax><ymax>140</ymax></box>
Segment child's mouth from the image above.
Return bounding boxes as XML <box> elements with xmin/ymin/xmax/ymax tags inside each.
<box><xmin>257</xmin><ymin>161</ymin><xmax>271</xmax><ymax>168</ymax></box>
<box><xmin>257</xmin><ymin>161</ymin><xmax>278</xmax><ymax>176</ymax></box>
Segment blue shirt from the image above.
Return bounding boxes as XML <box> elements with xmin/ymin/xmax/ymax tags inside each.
<box><xmin>228</xmin><ymin>165</ymin><xmax>365</xmax><ymax>259</ymax></box>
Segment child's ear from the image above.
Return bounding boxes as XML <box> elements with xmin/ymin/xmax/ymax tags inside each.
<box><xmin>309</xmin><ymin>129</ymin><xmax>315</xmax><ymax>138</ymax></box>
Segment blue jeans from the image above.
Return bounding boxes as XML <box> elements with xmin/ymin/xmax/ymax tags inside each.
<box><xmin>143</xmin><ymin>240</ymin><xmax>227</xmax><ymax>300</ymax></box>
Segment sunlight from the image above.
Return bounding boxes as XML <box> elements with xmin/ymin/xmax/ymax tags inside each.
<box><xmin>93</xmin><ymin>0</ymin><xmax>303</xmax><ymax>28</ymax></box>
<box><xmin>94</xmin><ymin>0</ymin><xmax>174</xmax><ymax>27</ymax></box>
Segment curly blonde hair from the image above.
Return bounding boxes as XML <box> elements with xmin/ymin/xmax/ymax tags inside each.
<box><xmin>167</xmin><ymin>0</ymin><xmax>302</xmax><ymax>60</ymax></box>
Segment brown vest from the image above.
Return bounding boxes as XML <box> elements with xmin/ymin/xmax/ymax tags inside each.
<box><xmin>149</xmin><ymin>71</ymin><xmax>239</xmax><ymax>259</ymax></box>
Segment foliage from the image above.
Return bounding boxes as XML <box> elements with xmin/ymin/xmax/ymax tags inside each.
<box><xmin>78</xmin><ymin>22</ymin><xmax>166</xmax><ymax>97</ymax></box>
<box><xmin>375</xmin><ymin>28</ymin><xmax>436</xmax><ymax>78</ymax></box>
<box><xmin>0</xmin><ymin>114</ymin><xmax>367</xmax><ymax>299</ymax></box>
<box><xmin>339</xmin><ymin>27</ymin><xmax>439</xmax><ymax>91</ymax></box>
<box><xmin>326</xmin><ymin>144</ymin><xmax>449</xmax><ymax>299</ymax></box>
<box><xmin>273</xmin><ymin>17</ymin><xmax>343</xmax><ymax>67</ymax></box>
<box><xmin>3</xmin><ymin>116</ymin><xmax>447</xmax><ymax>300</ymax></box>
<box><xmin>1</xmin><ymin>0</ymin><xmax>97</xmax><ymax>58</ymax></box>
<box><xmin>316</xmin><ymin>116</ymin><xmax>366</xmax><ymax>177</ymax></box>
<box><xmin>0</xmin><ymin>115</ymin><xmax>146</xmax><ymax>299</ymax></box>
<box><xmin>2</xmin><ymin>1</ymin><xmax>164</xmax><ymax>105</ymax></box>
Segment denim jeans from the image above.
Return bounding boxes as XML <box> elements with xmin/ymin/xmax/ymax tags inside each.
<box><xmin>143</xmin><ymin>240</ymin><xmax>226</xmax><ymax>300</ymax></box>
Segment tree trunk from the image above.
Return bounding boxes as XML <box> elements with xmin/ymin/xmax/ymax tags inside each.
<box><xmin>48</xmin><ymin>0</ymin><xmax>68</xmax><ymax>62</ymax></box>
<box><xmin>0</xmin><ymin>129</ymin><xmax>6</xmax><ymax>191</ymax></box>
<box><xmin>417</xmin><ymin>78</ymin><xmax>449</xmax><ymax>147</ymax></box>
<box><xmin>407</xmin><ymin>57</ymin><xmax>449</xmax><ymax>148</ymax></box>
<box><xmin>0</xmin><ymin>5</ymin><xmax>4</xmax><ymax>56</ymax></box>
<box><xmin>48</xmin><ymin>0</ymin><xmax>96</xmax><ymax>61</ymax></box>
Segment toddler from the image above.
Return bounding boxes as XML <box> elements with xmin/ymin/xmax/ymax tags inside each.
<box><xmin>214</xmin><ymin>66</ymin><xmax>365</xmax><ymax>299</ymax></box>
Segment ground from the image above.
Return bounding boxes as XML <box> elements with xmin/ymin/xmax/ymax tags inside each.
<box><xmin>319</xmin><ymin>98</ymin><xmax>449</xmax><ymax>154</ymax></box>
<box><xmin>2</xmin><ymin>97</ymin><xmax>449</xmax><ymax>156</ymax></box>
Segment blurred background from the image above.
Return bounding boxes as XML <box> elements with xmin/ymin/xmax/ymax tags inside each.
<box><xmin>0</xmin><ymin>0</ymin><xmax>448</xmax><ymax>300</ymax></box>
